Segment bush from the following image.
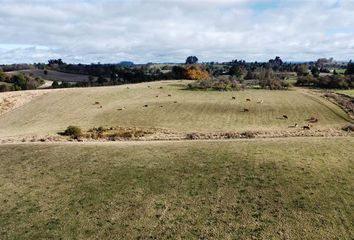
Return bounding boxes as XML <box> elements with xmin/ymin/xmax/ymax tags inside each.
<box><xmin>62</xmin><ymin>126</ymin><xmax>83</xmax><ymax>139</ymax></box>
<box><xmin>342</xmin><ymin>124</ymin><xmax>354</xmax><ymax>132</ymax></box>
<box><xmin>240</xmin><ymin>131</ymin><xmax>255</xmax><ymax>138</ymax></box>
<box><xmin>0</xmin><ymin>84</ymin><xmax>10</xmax><ymax>92</ymax></box>
<box><xmin>186</xmin><ymin>133</ymin><xmax>200</xmax><ymax>140</ymax></box>
<box><xmin>187</xmin><ymin>76</ymin><xmax>244</xmax><ymax>91</ymax></box>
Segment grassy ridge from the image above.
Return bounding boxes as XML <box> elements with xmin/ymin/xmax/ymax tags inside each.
<box><xmin>0</xmin><ymin>81</ymin><xmax>351</xmax><ymax>137</ymax></box>
<box><xmin>337</xmin><ymin>89</ymin><xmax>354</xmax><ymax>97</ymax></box>
<box><xmin>0</xmin><ymin>138</ymin><xmax>353</xmax><ymax>239</ymax></box>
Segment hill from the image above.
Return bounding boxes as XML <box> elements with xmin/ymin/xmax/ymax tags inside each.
<box><xmin>0</xmin><ymin>81</ymin><xmax>352</xmax><ymax>139</ymax></box>
<box><xmin>7</xmin><ymin>69</ymin><xmax>93</xmax><ymax>83</ymax></box>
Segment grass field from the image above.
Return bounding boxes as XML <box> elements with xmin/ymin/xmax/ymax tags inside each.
<box><xmin>0</xmin><ymin>81</ymin><xmax>13</xmax><ymax>87</ymax></box>
<box><xmin>7</xmin><ymin>69</ymin><xmax>93</xmax><ymax>83</ymax></box>
<box><xmin>0</xmin><ymin>138</ymin><xmax>353</xmax><ymax>239</ymax></box>
<box><xmin>0</xmin><ymin>81</ymin><xmax>351</xmax><ymax>138</ymax></box>
<box><xmin>337</xmin><ymin>89</ymin><xmax>354</xmax><ymax>97</ymax></box>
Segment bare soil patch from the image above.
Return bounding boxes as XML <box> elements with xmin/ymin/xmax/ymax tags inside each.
<box><xmin>323</xmin><ymin>92</ymin><xmax>354</xmax><ymax>120</ymax></box>
<box><xmin>0</xmin><ymin>90</ymin><xmax>54</xmax><ymax>116</ymax></box>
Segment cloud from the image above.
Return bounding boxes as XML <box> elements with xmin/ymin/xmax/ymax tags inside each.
<box><xmin>0</xmin><ymin>0</ymin><xmax>353</xmax><ymax>63</ymax></box>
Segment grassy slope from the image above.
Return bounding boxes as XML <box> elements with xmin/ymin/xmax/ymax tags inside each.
<box><xmin>337</xmin><ymin>89</ymin><xmax>354</xmax><ymax>97</ymax></box>
<box><xmin>0</xmin><ymin>81</ymin><xmax>351</xmax><ymax>137</ymax></box>
<box><xmin>0</xmin><ymin>81</ymin><xmax>13</xmax><ymax>86</ymax></box>
<box><xmin>0</xmin><ymin>138</ymin><xmax>353</xmax><ymax>239</ymax></box>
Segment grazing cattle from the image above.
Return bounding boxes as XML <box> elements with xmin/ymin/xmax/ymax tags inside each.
<box><xmin>94</xmin><ymin>101</ymin><xmax>100</xmax><ymax>105</ymax></box>
<box><xmin>232</xmin><ymin>97</ymin><xmax>236</xmax><ymax>100</ymax></box>
<box><xmin>100</xmin><ymin>106</ymin><xmax>103</xmax><ymax>108</ymax></box>
<box><xmin>246</xmin><ymin>98</ymin><xmax>251</xmax><ymax>102</ymax></box>
<box><xmin>159</xmin><ymin>106</ymin><xmax>163</xmax><ymax>108</ymax></box>
<box><xmin>159</xmin><ymin>87</ymin><xmax>163</xmax><ymax>89</ymax></box>
<box><xmin>294</xmin><ymin>123</ymin><xmax>298</xmax><ymax>127</ymax></box>
<box><xmin>143</xmin><ymin>104</ymin><xmax>148</xmax><ymax>107</ymax></box>
<box><xmin>303</xmin><ymin>125</ymin><xmax>310</xmax><ymax>130</ymax></box>
<box><xmin>174</xmin><ymin>101</ymin><xmax>178</xmax><ymax>103</ymax></box>
<box><xmin>155</xmin><ymin>95</ymin><xmax>159</xmax><ymax>98</ymax></box>
<box><xmin>283</xmin><ymin>115</ymin><xmax>288</xmax><ymax>119</ymax></box>
<box><xmin>308</xmin><ymin>117</ymin><xmax>319</xmax><ymax>123</ymax></box>
<box><xmin>117</xmin><ymin>107</ymin><xmax>126</xmax><ymax>111</ymax></box>
<box><xmin>243</xmin><ymin>108</ymin><xmax>249</xmax><ymax>112</ymax></box>
<box><xmin>257</xmin><ymin>100</ymin><xmax>264</xmax><ymax>104</ymax></box>
<box><xmin>168</xmin><ymin>94</ymin><xmax>172</xmax><ymax>97</ymax></box>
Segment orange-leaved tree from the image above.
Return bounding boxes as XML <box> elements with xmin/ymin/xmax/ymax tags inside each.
<box><xmin>184</xmin><ymin>66</ymin><xmax>209</xmax><ymax>80</ymax></box>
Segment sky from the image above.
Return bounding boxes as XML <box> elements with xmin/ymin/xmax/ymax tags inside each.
<box><xmin>0</xmin><ymin>0</ymin><xmax>353</xmax><ymax>64</ymax></box>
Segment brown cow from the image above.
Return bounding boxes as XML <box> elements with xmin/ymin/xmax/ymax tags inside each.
<box><xmin>246</xmin><ymin>98</ymin><xmax>251</xmax><ymax>102</ymax></box>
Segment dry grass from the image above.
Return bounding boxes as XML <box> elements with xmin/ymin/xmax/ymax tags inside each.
<box><xmin>0</xmin><ymin>81</ymin><xmax>351</xmax><ymax>138</ymax></box>
<box><xmin>337</xmin><ymin>89</ymin><xmax>354</xmax><ymax>97</ymax></box>
<box><xmin>0</xmin><ymin>90</ymin><xmax>52</xmax><ymax>116</ymax></box>
<box><xmin>0</xmin><ymin>138</ymin><xmax>353</xmax><ymax>239</ymax></box>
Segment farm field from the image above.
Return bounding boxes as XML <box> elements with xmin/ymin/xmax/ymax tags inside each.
<box><xmin>0</xmin><ymin>138</ymin><xmax>353</xmax><ymax>239</ymax></box>
<box><xmin>0</xmin><ymin>81</ymin><xmax>352</xmax><ymax>138</ymax></box>
<box><xmin>0</xmin><ymin>81</ymin><xmax>13</xmax><ymax>87</ymax></box>
<box><xmin>7</xmin><ymin>69</ymin><xmax>93</xmax><ymax>83</ymax></box>
<box><xmin>337</xmin><ymin>89</ymin><xmax>354</xmax><ymax>97</ymax></box>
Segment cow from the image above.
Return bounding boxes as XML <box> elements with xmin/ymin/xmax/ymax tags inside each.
<box><xmin>283</xmin><ymin>115</ymin><xmax>288</xmax><ymax>119</ymax></box>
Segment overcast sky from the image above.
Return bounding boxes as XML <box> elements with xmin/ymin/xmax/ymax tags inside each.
<box><xmin>0</xmin><ymin>0</ymin><xmax>353</xmax><ymax>64</ymax></box>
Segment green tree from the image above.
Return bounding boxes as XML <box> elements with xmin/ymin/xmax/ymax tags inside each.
<box><xmin>52</xmin><ymin>81</ymin><xmax>59</xmax><ymax>88</ymax></box>
<box><xmin>229</xmin><ymin>65</ymin><xmax>244</xmax><ymax>78</ymax></box>
<box><xmin>311</xmin><ymin>67</ymin><xmax>320</xmax><ymax>77</ymax></box>
<box><xmin>296</xmin><ymin>64</ymin><xmax>309</xmax><ymax>76</ymax></box>
<box><xmin>185</xmin><ymin>56</ymin><xmax>198</xmax><ymax>64</ymax></box>
<box><xmin>345</xmin><ymin>60</ymin><xmax>354</xmax><ymax>75</ymax></box>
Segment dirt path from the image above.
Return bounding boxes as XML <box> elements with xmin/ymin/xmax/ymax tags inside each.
<box><xmin>1</xmin><ymin>136</ymin><xmax>353</xmax><ymax>146</ymax></box>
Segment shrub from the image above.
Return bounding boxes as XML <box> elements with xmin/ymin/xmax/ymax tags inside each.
<box><xmin>62</xmin><ymin>126</ymin><xmax>83</xmax><ymax>139</ymax></box>
<box><xmin>0</xmin><ymin>84</ymin><xmax>9</xmax><ymax>92</ymax></box>
<box><xmin>342</xmin><ymin>124</ymin><xmax>354</xmax><ymax>132</ymax></box>
<box><xmin>240</xmin><ymin>131</ymin><xmax>255</xmax><ymax>138</ymax></box>
<box><xmin>186</xmin><ymin>133</ymin><xmax>200</xmax><ymax>140</ymax></box>
<box><xmin>187</xmin><ymin>76</ymin><xmax>244</xmax><ymax>91</ymax></box>
<box><xmin>52</xmin><ymin>81</ymin><xmax>59</xmax><ymax>88</ymax></box>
